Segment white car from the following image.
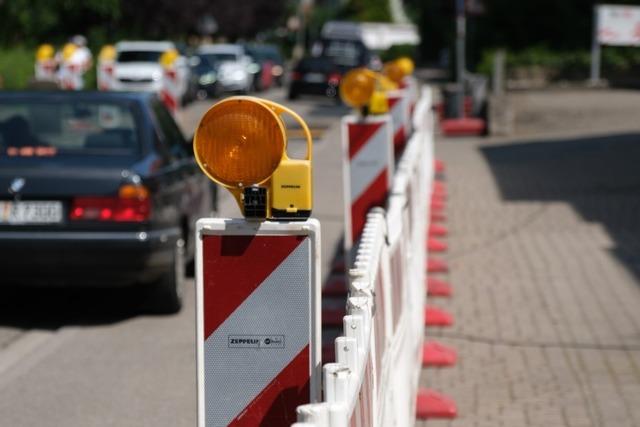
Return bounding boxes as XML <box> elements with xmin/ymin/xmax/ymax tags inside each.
<box><xmin>109</xmin><ymin>41</ymin><xmax>189</xmax><ymax>101</ymax></box>
<box><xmin>196</xmin><ymin>44</ymin><xmax>253</xmax><ymax>93</ymax></box>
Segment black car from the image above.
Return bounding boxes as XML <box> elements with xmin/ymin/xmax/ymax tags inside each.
<box><xmin>288</xmin><ymin>56</ymin><xmax>343</xmax><ymax>101</ymax></box>
<box><xmin>185</xmin><ymin>54</ymin><xmax>221</xmax><ymax>102</ymax></box>
<box><xmin>0</xmin><ymin>91</ymin><xmax>215</xmax><ymax>313</ymax></box>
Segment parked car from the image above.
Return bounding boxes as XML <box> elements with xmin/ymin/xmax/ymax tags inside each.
<box><xmin>185</xmin><ymin>54</ymin><xmax>220</xmax><ymax>102</ymax></box>
<box><xmin>0</xmin><ymin>91</ymin><xmax>216</xmax><ymax>313</ymax></box>
<box><xmin>196</xmin><ymin>44</ymin><xmax>252</xmax><ymax>94</ymax></box>
<box><xmin>288</xmin><ymin>56</ymin><xmax>343</xmax><ymax>101</ymax></box>
<box><xmin>108</xmin><ymin>41</ymin><xmax>190</xmax><ymax>103</ymax></box>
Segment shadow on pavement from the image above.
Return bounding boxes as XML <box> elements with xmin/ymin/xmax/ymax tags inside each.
<box><xmin>481</xmin><ymin>132</ymin><xmax>640</xmax><ymax>281</ymax></box>
<box><xmin>0</xmin><ymin>285</ymin><xmax>154</xmax><ymax>330</ymax></box>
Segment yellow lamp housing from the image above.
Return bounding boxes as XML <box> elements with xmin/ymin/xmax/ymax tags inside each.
<box><xmin>339</xmin><ymin>68</ymin><xmax>398</xmax><ymax>115</ymax></box>
<box><xmin>35</xmin><ymin>44</ymin><xmax>55</xmax><ymax>61</ymax></box>
<box><xmin>193</xmin><ymin>96</ymin><xmax>313</xmax><ymax>220</ymax></box>
<box><xmin>396</xmin><ymin>57</ymin><xmax>415</xmax><ymax>76</ymax></box>
<box><xmin>98</xmin><ymin>45</ymin><xmax>116</xmax><ymax>62</ymax></box>
<box><xmin>160</xmin><ymin>49</ymin><xmax>179</xmax><ymax>69</ymax></box>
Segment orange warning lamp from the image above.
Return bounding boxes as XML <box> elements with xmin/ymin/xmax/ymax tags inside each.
<box><xmin>194</xmin><ymin>96</ymin><xmax>313</xmax><ymax>220</ymax></box>
<box><xmin>340</xmin><ymin>68</ymin><xmax>398</xmax><ymax>115</ymax></box>
<box><xmin>383</xmin><ymin>57</ymin><xmax>415</xmax><ymax>84</ymax></box>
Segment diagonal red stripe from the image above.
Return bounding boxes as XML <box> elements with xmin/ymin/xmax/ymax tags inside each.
<box><xmin>348</xmin><ymin>121</ymin><xmax>384</xmax><ymax>159</ymax></box>
<box><xmin>202</xmin><ymin>235</ymin><xmax>305</xmax><ymax>340</ymax></box>
<box><xmin>351</xmin><ymin>168</ymin><xmax>389</xmax><ymax>242</ymax></box>
<box><xmin>229</xmin><ymin>345</ymin><xmax>310</xmax><ymax>426</ymax></box>
<box><xmin>387</xmin><ymin>96</ymin><xmax>400</xmax><ymax>109</ymax></box>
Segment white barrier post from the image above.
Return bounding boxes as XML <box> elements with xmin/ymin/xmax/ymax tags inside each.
<box><xmin>341</xmin><ymin>115</ymin><xmax>394</xmax><ymax>256</ymax></box>
<box><xmin>160</xmin><ymin>49</ymin><xmax>181</xmax><ymax>115</ymax></box>
<box><xmin>196</xmin><ymin>219</ymin><xmax>322</xmax><ymax>426</ymax></box>
<box><xmin>387</xmin><ymin>89</ymin><xmax>411</xmax><ymax>157</ymax></box>
<box><xmin>34</xmin><ymin>44</ymin><xmax>57</xmax><ymax>83</ymax></box>
<box><xmin>97</xmin><ymin>45</ymin><xmax>116</xmax><ymax>91</ymax></box>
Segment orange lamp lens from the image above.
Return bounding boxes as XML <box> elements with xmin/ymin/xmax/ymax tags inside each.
<box><xmin>396</xmin><ymin>57</ymin><xmax>415</xmax><ymax>75</ymax></box>
<box><xmin>383</xmin><ymin>62</ymin><xmax>405</xmax><ymax>83</ymax></box>
<box><xmin>118</xmin><ymin>184</ymin><xmax>149</xmax><ymax>200</ymax></box>
<box><xmin>194</xmin><ymin>98</ymin><xmax>285</xmax><ymax>187</ymax></box>
<box><xmin>340</xmin><ymin>68</ymin><xmax>375</xmax><ymax>108</ymax></box>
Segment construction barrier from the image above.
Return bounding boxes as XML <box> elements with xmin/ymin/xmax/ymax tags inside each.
<box><xmin>34</xmin><ymin>44</ymin><xmax>57</xmax><ymax>82</ymax></box>
<box><xmin>341</xmin><ymin>114</ymin><xmax>394</xmax><ymax>255</ymax></box>
<box><xmin>159</xmin><ymin>49</ymin><xmax>183</xmax><ymax>115</ymax></box>
<box><xmin>386</xmin><ymin>89</ymin><xmax>411</xmax><ymax>157</ymax></box>
<box><xmin>196</xmin><ymin>218</ymin><xmax>322</xmax><ymax>426</ymax></box>
<box><xmin>97</xmin><ymin>45</ymin><xmax>116</xmax><ymax>91</ymax></box>
<box><xmin>293</xmin><ymin>86</ymin><xmax>434</xmax><ymax>427</ymax></box>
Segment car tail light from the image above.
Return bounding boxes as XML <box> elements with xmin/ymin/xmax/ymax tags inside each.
<box><xmin>291</xmin><ymin>71</ymin><xmax>302</xmax><ymax>81</ymax></box>
<box><xmin>328</xmin><ymin>73</ymin><xmax>341</xmax><ymax>85</ymax></box>
<box><xmin>70</xmin><ymin>184</ymin><xmax>151</xmax><ymax>222</ymax></box>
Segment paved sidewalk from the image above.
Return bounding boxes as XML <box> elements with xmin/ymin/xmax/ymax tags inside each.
<box><xmin>419</xmin><ymin>89</ymin><xmax>640</xmax><ymax>427</ymax></box>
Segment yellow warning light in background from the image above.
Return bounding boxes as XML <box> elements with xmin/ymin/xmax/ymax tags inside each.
<box><xmin>61</xmin><ymin>43</ymin><xmax>77</xmax><ymax>61</ymax></box>
<box><xmin>35</xmin><ymin>44</ymin><xmax>55</xmax><ymax>61</ymax></box>
<box><xmin>160</xmin><ymin>49</ymin><xmax>179</xmax><ymax>68</ymax></box>
<box><xmin>98</xmin><ymin>45</ymin><xmax>116</xmax><ymax>62</ymax></box>
<box><xmin>340</xmin><ymin>69</ymin><xmax>376</xmax><ymax>109</ymax></box>
<box><xmin>383</xmin><ymin>61</ymin><xmax>405</xmax><ymax>84</ymax></box>
<box><xmin>396</xmin><ymin>57</ymin><xmax>415</xmax><ymax>76</ymax></box>
<box><xmin>194</xmin><ymin>97</ymin><xmax>313</xmax><ymax>220</ymax></box>
<box><xmin>340</xmin><ymin>68</ymin><xmax>398</xmax><ymax>115</ymax></box>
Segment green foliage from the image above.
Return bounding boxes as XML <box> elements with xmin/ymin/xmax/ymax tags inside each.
<box><xmin>380</xmin><ymin>44</ymin><xmax>417</xmax><ymax>62</ymax></box>
<box><xmin>0</xmin><ymin>0</ymin><xmax>120</xmax><ymax>46</ymax></box>
<box><xmin>338</xmin><ymin>0</ymin><xmax>391</xmax><ymax>22</ymax></box>
<box><xmin>477</xmin><ymin>46</ymin><xmax>640</xmax><ymax>81</ymax></box>
<box><xmin>0</xmin><ymin>47</ymin><xmax>36</xmax><ymax>89</ymax></box>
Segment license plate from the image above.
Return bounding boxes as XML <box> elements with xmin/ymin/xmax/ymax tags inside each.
<box><xmin>0</xmin><ymin>201</ymin><xmax>63</xmax><ymax>224</ymax></box>
<box><xmin>304</xmin><ymin>73</ymin><xmax>325</xmax><ymax>83</ymax></box>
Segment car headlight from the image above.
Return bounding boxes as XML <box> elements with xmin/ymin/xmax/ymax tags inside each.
<box><xmin>247</xmin><ymin>63</ymin><xmax>260</xmax><ymax>74</ymax></box>
<box><xmin>199</xmin><ymin>72</ymin><xmax>217</xmax><ymax>85</ymax></box>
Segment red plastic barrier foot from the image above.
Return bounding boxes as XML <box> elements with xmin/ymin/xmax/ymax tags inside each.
<box><xmin>422</xmin><ymin>341</ymin><xmax>457</xmax><ymax>367</ymax></box>
<box><xmin>428</xmin><ymin>224</ymin><xmax>448</xmax><ymax>237</ymax></box>
<box><xmin>441</xmin><ymin>117</ymin><xmax>486</xmax><ymax>137</ymax></box>
<box><xmin>427</xmin><ymin>238</ymin><xmax>448</xmax><ymax>253</ymax></box>
<box><xmin>431</xmin><ymin>199</ymin><xmax>446</xmax><ymax>212</ymax></box>
<box><xmin>416</xmin><ymin>388</ymin><xmax>458</xmax><ymax>419</ymax></box>
<box><xmin>434</xmin><ymin>159</ymin><xmax>446</xmax><ymax>174</ymax></box>
<box><xmin>430</xmin><ymin>212</ymin><xmax>447</xmax><ymax>223</ymax></box>
<box><xmin>425</xmin><ymin>306</ymin><xmax>454</xmax><ymax>326</ymax></box>
<box><xmin>433</xmin><ymin>181</ymin><xmax>447</xmax><ymax>197</ymax></box>
<box><xmin>323</xmin><ymin>275</ymin><xmax>348</xmax><ymax>297</ymax></box>
<box><xmin>427</xmin><ymin>277</ymin><xmax>452</xmax><ymax>297</ymax></box>
<box><xmin>323</xmin><ymin>308</ymin><xmax>346</xmax><ymax>327</ymax></box>
<box><xmin>427</xmin><ymin>258</ymin><xmax>449</xmax><ymax>273</ymax></box>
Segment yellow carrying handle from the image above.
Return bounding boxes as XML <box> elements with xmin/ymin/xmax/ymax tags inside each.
<box><xmin>256</xmin><ymin>98</ymin><xmax>313</xmax><ymax>162</ymax></box>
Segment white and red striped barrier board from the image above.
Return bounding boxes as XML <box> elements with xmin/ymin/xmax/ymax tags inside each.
<box><xmin>341</xmin><ymin>115</ymin><xmax>394</xmax><ymax>253</ymax></box>
<box><xmin>160</xmin><ymin>67</ymin><xmax>180</xmax><ymax>115</ymax></box>
<box><xmin>387</xmin><ymin>89</ymin><xmax>410</xmax><ymax>157</ymax></box>
<box><xmin>196</xmin><ymin>219</ymin><xmax>321</xmax><ymax>427</ymax></box>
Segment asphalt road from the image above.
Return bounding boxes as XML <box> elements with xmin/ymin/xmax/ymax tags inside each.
<box><xmin>0</xmin><ymin>87</ymin><xmax>349</xmax><ymax>427</ymax></box>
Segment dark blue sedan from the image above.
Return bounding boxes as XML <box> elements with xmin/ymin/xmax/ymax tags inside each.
<box><xmin>0</xmin><ymin>91</ymin><xmax>216</xmax><ymax>313</ymax></box>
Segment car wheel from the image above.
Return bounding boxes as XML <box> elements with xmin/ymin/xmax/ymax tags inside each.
<box><xmin>146</xmin><ymin>237</ymin><xmax>185</xmax><ymax>314</ymax></box>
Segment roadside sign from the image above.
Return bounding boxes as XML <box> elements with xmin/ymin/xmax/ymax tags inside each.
<box><xmin>196</xmin><ymin>218</ymin><xmax>321</xmax><ymax>427</ymax></box>
<box><xmin>597</xmin><ymin>4</ymin><xmax>640</xmax><ymax>46</ymax></box>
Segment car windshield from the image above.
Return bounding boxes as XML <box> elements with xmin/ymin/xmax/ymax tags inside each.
<box><xmin>117</xmin><ymin>50</ymin><xmax>163</xmax><ymax>63</ymax></box>
<box><xmin>201</xmin><ymin>53</ymin><xmax>237</xmax><ymax>63</ymax></box>
<box><xmin>321</xmin><ymin>40</ymin><xmax>366</xmax><ymax>67</ymax></box>
<box><xmin>0</xmin><ymin>99</ymin><xmax>141</xmax><ymax>158</ymax></box>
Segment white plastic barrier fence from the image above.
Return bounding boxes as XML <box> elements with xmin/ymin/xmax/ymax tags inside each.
<box><xmin>293</xmin><ymin>86</ymin><xmax>434</xmax><ymax>427</ymax></box>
